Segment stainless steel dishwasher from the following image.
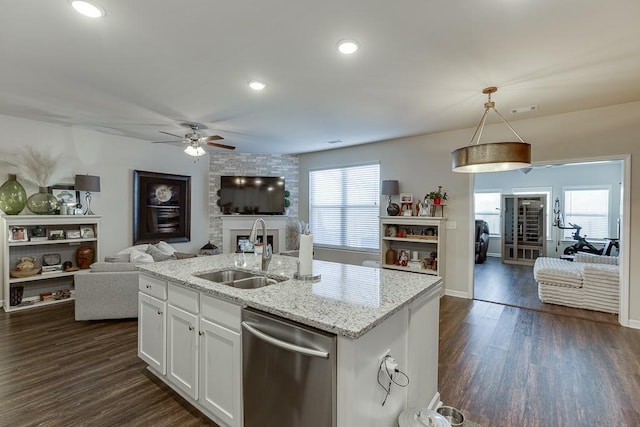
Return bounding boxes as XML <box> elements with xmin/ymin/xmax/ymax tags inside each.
<box><xmin>242</xmin><ymin>308</ymin><xmax>337</xmax><ymax>427</ymax></box>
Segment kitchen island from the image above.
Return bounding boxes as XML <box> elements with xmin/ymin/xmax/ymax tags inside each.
<box><xmin>137</xmin><ymin>254</ymin><xmax>442</xmax><ymax>427</ymax></box>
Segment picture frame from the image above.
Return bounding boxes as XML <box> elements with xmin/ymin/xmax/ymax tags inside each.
<box><xmin>48</xmin><ymin>229</ymin><xmax>65</xmax><ymax>240</ymax></box>
<box><xmin>8</xmin><ymin>226</ymin><xmax>28</xmax><ymax>242</ymax></box>
<box><xmin>66</xmin><ymin>229</ymin><xmax>82</xmax><ymax>239</ymax></box>
<box><xmin>80</xmin><ymin>226</ymin><xmax>95</xmax><ymax>239</ymax></box>
<box><xmin>48</xmin><ymin>184</ymin><xmax>80</xmax><ymax>209</ymax></box>
<box><xmin>400</xmin><ymin>193</ymin><xmax>413</xmax><ymax>203</ymax></box>
<box><xmin>133</xmin><ymin>170</ymin><xmax>191</xmax><ymax>244</ymax></box>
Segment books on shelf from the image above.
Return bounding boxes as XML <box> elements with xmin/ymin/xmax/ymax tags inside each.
<box><xmin>41</xmin><ymin>265</ymin><xmax>63</xmax><ymax>274</ymax></box>
<box><xmin>29</xmin><ymin>236</ymin><xmax>48</xmax><ymax>242</ymax></box>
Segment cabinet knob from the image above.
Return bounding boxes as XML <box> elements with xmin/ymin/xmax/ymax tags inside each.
<box><xmin>146</xmin><ymin>285</ymin><xmax>151</xmax><ymax>289</ymax></box>
<box><xmin>198</xmin><ymin>331</ymin><xmax>204</xmax><ymax>336</ymax></box>
<box><xmin>188</xmin><ymin>325</ymin><xmax>194</xmax><ymax>331</ymax></box>
<box><xmin>157</xmin><ymin>310</ymin><xmax>162</xmax><ymax>315</ymax></box>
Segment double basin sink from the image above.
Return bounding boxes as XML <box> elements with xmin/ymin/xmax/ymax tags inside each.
<box><xmin>194</xmin><ymin>269</ymin><xmax>288</xmax><ymax>290</ymax></box>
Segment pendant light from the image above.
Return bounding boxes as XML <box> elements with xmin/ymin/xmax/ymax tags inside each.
<box><xmin>451</xmin><ymin>87</ymin><xmax>531</xmax><ymax>173</ymax></box>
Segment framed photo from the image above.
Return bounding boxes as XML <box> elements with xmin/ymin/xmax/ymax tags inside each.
<box><xmin>80</xmin><ymin>226</ymin><xmax>95</xmax><ymax>239</ymax></box>
<box><xmin>133</xmin><ymin>170</ymin><xmax>191</xmax><ymax>244</ymax></box>
<box><xmin>66</xmin><ymin>229</ymin><xmax>82</xmax><ymax>239</ymax></box>
<box><xmin>400</xmin><ymin>193</ymin><xmax>413</xmax><ymax>203</ymax></box>
<box><xmin>48</xmin><ymin>229</ymin><xmax>65</xmax><ymax>240</ymax></box>
<box><xmin>8</xmin><ymin>226</ymin><xmax>28</xmax><ymax>242</ymax></box>
<box><xmin>48</xmin><ymin>184</ymin><xmax>80</xmax><ymax>208</ymax></box>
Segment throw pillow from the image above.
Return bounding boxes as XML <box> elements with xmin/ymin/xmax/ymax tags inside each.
<box><xmin>175</xmin><ymin>252</ymin><xmax>198</xmax><ymax>260</ymax></box>
<box><xmin>146</xmin><ymin>244</ymin><xmax>177</xmax><ymax>262</ymax></box>
<box><xmin>130</xmin><ymin>248</ymin><xmax>154</xmax><ymax>263</ymax></box>
<box><xmin>117</xmin><ymin>244</ymin><xmax>150</xmax><ymax>255</ymax></box>
<box><xmin>154</xmin><ymin>241</ymin><xmax>177</xmax><ymax>255</ymax></box>
<box><xmin>104</xmin><ymin>253</ymin><xmax>130</xmax><ymax>263</ymax></box>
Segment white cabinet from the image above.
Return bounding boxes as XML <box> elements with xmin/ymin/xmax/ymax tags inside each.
<box><xmin>167</xmin><ymin>304</ymin><xmax>199</xmax><ymax>400</ymax></box>
<box><xmin>199</xmin><ymin>295</ymin><xmax>242</xmax><ymax>427</ymax></box>
<box><xmin>380</xmin><ymin>216</ymin><xmax>446</xmax><ymax>278</ymax></box>
<box><xmin>138</xmin><ymin>273</ymin><xmax>242</xmax><ymax>427</ymax></box>
<box><xmin>138</xmin><ymin>293</ymin><xmax>167</xmax><ymax>374</ymax></box>
<box><xmin>1</xmin><ymin>215</ymin><xmax>100</xmax><ymax>312</ymax></box>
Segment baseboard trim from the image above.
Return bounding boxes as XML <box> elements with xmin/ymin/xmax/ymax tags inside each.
<box><xmin>626</xmin><ymin>319</ymin><xmax>640</xmax><ymax>329</ymax></box>
<box><xmin>444</xmin><ymin>289</ymin><xmax>470</xmax><ymax>299</ymax></box>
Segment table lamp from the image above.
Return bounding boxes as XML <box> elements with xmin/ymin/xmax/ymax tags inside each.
<box><xmin>74</xmin><ymin>174</ymin><xmax>101</xmax><ymax>215</ymax></box>
<box><xmin>381</xmin><ymin>180</ymin><xmax>400</xmax><ymax>216</ymax></box>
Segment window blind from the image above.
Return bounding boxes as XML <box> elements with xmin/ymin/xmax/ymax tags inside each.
<box><xmin>563</xmin><ymin>188</ymin><xmax>609</xmax><ymax>239</ymax></box>
<box><xmin>309</xmin><ymin>164</ymin><xmax>380</xmax><ymax>251</ymax></box>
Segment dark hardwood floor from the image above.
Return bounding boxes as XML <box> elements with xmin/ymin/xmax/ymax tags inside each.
<box><xmin>0</xmin><ymin>301</ymin><xmax>217</xmax><ymax>427</ymax></box>
<box><xmin>439</xmin><ymin>296</ymin><xmax>640</xmax><ymax>426</ymax></box>
<box><xmin>474</xmin><ymin>256</ymin><xmax>618</xmax><ymax>324</ymax></box>
<box><xmin>3</xmin><ymin>296</ymin><xmax>638</xmax><ymax>426</ymax></box>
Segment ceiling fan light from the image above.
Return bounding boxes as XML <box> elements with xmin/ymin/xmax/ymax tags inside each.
<box><xmin>69</xmin><ymin>0</ymin><xmax>105</xmax><ymax>18</ymax></box>
<box><xmin>184</xmin><ymin>145</ymin><xmax>206</xmax><ymax>157</ymax></box>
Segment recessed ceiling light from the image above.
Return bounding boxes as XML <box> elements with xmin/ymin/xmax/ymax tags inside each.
<box><xmin>248</xmin><ymin>80</ymin><xmax>267</xmax><ymax>91</ymax></box>
<box><xmin>337</xmin><ymin>39</ymin><xmax>359</xmax><ymax>55</ymax></box>
<box><xmin>69</xmin><ymin>0</ymin><xmax>106</xmax><ymax>18</ymax></box>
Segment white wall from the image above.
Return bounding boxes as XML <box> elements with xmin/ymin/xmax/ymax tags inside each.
<box><xmin>300</xmin><ymin>100</ymin><xmax>640</xmax><ymax>323</ymax></box>
<box><xmin>0</xmin><ymin>114</ymin><xmax>211</xmax><ymax>258</ymax></box>
<box><xmin>475</xmin><ymin>161</ymin><xmax>623</xmax><ymax>257</ymax></box>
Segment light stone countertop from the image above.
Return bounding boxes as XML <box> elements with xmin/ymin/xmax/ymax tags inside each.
<box><xmin>136</xmin><ymin>253</ymin><xmax>442</xmax><ymax>339</ymax></box>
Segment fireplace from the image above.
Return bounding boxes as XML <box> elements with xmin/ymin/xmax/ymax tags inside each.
<box><xmin>220</xmin><ymin>215</ymin><xmax>288</xmax><ymax>254</ymax></box>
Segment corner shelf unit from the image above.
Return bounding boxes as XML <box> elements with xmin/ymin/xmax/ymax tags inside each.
<box><xmin>380</xmin><ymin>216</ymin><xmax>446</xmax><ymax>279</ymax></box>
<box><xmin>1</xmin><ymin>215</ymin><xmax>101</xmax><ymax>312</ymax></box>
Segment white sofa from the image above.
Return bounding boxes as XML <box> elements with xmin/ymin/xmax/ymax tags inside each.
<box><xmin>533</xmin><ymin>253</ymin><xmax>619</xmax><ymax>313</ymax></box>
<box><xmin>74</xmin><ymin>242</ymin><xmax>196</xmax><ymax>320</ymax></box>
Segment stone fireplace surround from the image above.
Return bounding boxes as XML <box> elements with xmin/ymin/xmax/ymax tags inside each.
<box><xmin>220</xmin><ymin>215</ymin><xmax>288</xmax><ymax>254</ymax></box>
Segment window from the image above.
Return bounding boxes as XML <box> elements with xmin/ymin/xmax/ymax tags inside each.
<box><xmin>562</xmin><ymin>187</ymin><xmax>610</xmax><ymax>239</ymax></box>
<box><xmin>474</xmin><ymin>192</ymin><xmax>501</xmax><ymax>235</ymax></box>
<box><xmin>309</xmin><ymin>164</ymin><xmax>380</xmax><ymax>251</ymax></box>
<box><xmin>513</xmin><ymin>187</ymin><xmax>552</xmax><ymax>239</ymax></box>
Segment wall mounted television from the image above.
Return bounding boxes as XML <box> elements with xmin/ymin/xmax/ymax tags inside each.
<box><xmin>219</xmin><ymin>176</ymin><xmax>285</xmax><ymax>215</ymax></box>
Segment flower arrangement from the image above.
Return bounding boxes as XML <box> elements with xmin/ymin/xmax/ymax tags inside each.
<box><xmin>4</xmin><ymin>146</ymin><xmax>65</xmax><ymax>187</ymax></box>
<box><xmin>426</xmin><ymin>186</ymin><xmax>448</xmax><ymax>202</ymax></box>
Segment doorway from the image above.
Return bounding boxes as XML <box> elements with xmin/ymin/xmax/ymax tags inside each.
<box><xmin>471</xmin><ymin>157</ymin><xmax>628</xmax><ymax>325</ymax></box>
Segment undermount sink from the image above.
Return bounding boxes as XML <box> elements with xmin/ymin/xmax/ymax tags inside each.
<box><xmin>194</xmin><ymin>269</ymin><xmax>286</xmax><ymax>289</ymax></box>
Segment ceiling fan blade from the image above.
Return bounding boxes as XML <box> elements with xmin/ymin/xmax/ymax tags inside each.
<box><xmin>207</xmin><ymin>141</ymin><xmax>236</xmax><ymax>150</ymax></box>
<box><xmin>150</xmin><ymin>139</ymin><xmax>183</xmax><ymax>144</ymax></box>
<box><xmin>159</xmin><ymin>130</ymin><xmax>185</xmax><ymax>139</ymax></box>
<box><xmin>203</xmin><ymin>135</ymin><xmax>224</xmax><ymax>142</ymax></box>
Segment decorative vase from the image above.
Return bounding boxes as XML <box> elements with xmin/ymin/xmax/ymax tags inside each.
<box><xmin>386</xmin><ymin>202</ymin><xmax>400</xmax><ymax>216</ymax></box>
<box><xmin>433</xmin><ymin>198</ymin><xmax>442</xmax><ymax>206</ymax></box>
<box><xmin>76</xmin><ymin>246</ymin><xmax>96</xmax><ymax>269</ymax></box>
<box><xmin>0</xmin><ymin>174</ymin><xmax>27</xmax><ymax>215</ymax></box>
<box><xmin>385</xmin><ymin>248</ymin><xmax>397</xmax><ymax>265</ymax></box>
<box><xmin>26</xmin><ymin>187</ymin><xmax>59</xmax><ymax>215</ymax></box>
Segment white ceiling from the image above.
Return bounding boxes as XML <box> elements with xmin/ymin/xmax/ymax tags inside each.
<box><xmin>2</xmin><ymin>1</ymin><xmax>640</xmax><ymax>154</ymax></box>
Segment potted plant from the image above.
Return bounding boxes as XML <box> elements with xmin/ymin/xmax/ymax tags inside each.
<box><xmin>426</xmin><ymin>186</ymin><xmax>448</xmax><ymax>206</ymax></box>
<box><xmin>284</xmin><ymin>190</ymin><xmax>291</xmax><ymax>215</ymax></box>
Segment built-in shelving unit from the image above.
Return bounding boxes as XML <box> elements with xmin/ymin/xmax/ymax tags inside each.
<box><xmin>2</xmin><ymin>215</ymin><xmax>100</xmax><ymax>312</ymax></box>
<box><xmin>380</xmin><ymin>216</ymin><xmax>446</xmax><ymax>279</ymax></box>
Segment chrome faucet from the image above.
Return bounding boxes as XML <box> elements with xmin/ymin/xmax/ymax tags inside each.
<box><xmin>249</xmin><ymin>218</ymin><xmax>272</xmax><ymax>271</ymax></box>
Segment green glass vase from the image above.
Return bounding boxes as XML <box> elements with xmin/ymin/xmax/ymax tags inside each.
<box><xmin>0</xmin><ymin>174</ymin><xmax>27</xmax><ymax>215</ymax></box>
<box><xmin>26</xmin><ymin>187</ymin><xmax>59</xmax><ymax>215</ymax></box>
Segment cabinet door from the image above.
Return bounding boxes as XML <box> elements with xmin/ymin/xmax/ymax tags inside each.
<box><xmin>199</xmin><ymin>318</ymin><xmax>242</xmax><ymax>427</ymax></box>
<box><xmin>167</xmin><ymin>304</ymin><xmax>199</xmax><ymax>400</ymax></box>
<box><xmin>138</xmin><ymin>293</ymin><xmax>166</xmax><ymax>374</ymax></box>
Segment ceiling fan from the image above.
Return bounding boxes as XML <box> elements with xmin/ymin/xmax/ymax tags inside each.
<box><xmin>153</xmin><ymin>122</ymin><xmax>236</xmax><ymax>156</ymax></box>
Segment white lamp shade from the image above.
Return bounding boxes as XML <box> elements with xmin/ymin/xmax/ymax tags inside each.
<box><xmin>184</xmin><ymin>145</ymin><xmax>206</xmax><ymax>157</ymax></box>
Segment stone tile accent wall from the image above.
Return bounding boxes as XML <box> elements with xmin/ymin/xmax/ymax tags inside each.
<box><xmin>209</xmin><ymin>153</ymin><xmax>299</xmax><ymax>249</ymax></box>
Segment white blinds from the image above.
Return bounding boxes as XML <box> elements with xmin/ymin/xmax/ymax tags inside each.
<box><xmin>563</xmin><ymin>188</ymin><xmax>610</xmax><ymax>239</ymax></box>
<box><xmin>309</xmin><ymin>164</ymin><xmax>380</xmax><ymax>251</ymax></box>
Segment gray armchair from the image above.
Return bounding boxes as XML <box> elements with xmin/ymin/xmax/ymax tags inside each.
<box><xmin>74</xmin><ymin>262</ymin><xmax>139</xmax><ymax>320</ymax></box>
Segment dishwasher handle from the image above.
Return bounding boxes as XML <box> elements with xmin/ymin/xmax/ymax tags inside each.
<box><xmin>242</xmin><ymin>321</ymin><xmax>330</xmax><ymax>359</ymax></box>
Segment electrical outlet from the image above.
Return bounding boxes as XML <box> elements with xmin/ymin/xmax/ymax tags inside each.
<box><xmin>377</xmin><ymin>349</ymin><xmax>391</xmax><ymax>367</ymax></box>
